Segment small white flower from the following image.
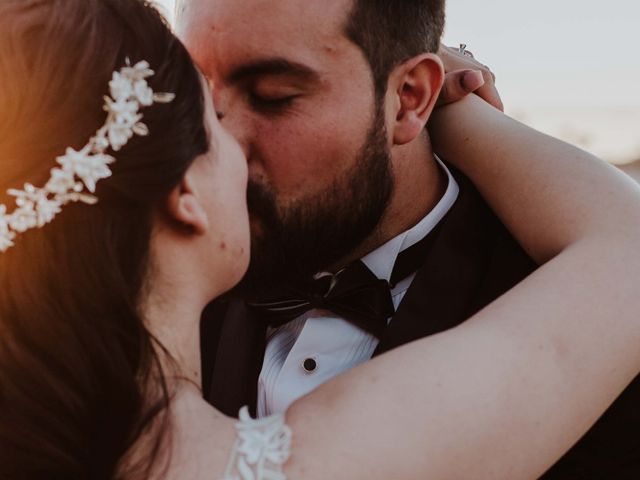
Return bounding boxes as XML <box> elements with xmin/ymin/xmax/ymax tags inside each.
<box><xmin>74</xmin><ymin>154</ymin><xmax>115</xmax><ymax>193</ymax></box>
<box><xmin>45</xmin><ymin>168</ymin><xmax>76</xmax><ymax>195</ymax></box>
<box><xmin>105</xmin><ymin>97</ymin><xmax>139</xmax><ymax>125</ymax></box>
<box><xmin>8</xmin><ymin>184</ymin><xmax>42</xmax><ymax>207</ymax></box>
<box><xmin>0</xmin><ymin>205</ymin><xmax>15</xmax><ymax>252</ymax></box>
<box><xmin>107</xmin><ymin>122</ymin><xmax>134</xmax><ymax>151</ymax></box>
<box><xmin>0</xmin><ymin>205</ymin><xmax>12</xmax><ymax>233</ymax></box>
<box><xmin>57</xmin><ymin>146</ymin><xmax>91</xmax><ymax>173</ymax></box>
<box><xmin>133</xmin><ymin>79</ymin><xmax>154</xmax><ymax>106</ymax></box>
<box><xmin>9</xmin><ymin>205</ymin><xmax>38</xmax><ymax>233</ymax></box>
<box><xmin>56</xmin><ymin>147</ymin><xmax>114</xmax><ymax>192</ymax></box>
<box><xmin>35</xmin><ymin>197</ymin><xmax>62</xmax><ymax>226</ymax></box>
<box><xmin>0</xmin><ymin>205</ymin><xmax>8</xmax><ymax>222</ymax></box>
<box><xmin>0</xmin><ymin>231</ymin><xmax>15</xmax><ymax>252</ymax></box>
<box><xmin>92</xmin><ymin>132</ymin><xmax>110</xmax><ymax>153</ymax></box>
<box><xmin>122</xmin><ymin>59</ymin><xmax>154</xmax><ymax>81</ymax></box>
<box><xmin>109</xmin><ymin>71</ymin><xmax>134</xmax><ymax>101</ymax></box>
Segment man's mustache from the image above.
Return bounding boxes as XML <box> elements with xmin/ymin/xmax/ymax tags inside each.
<box><xmin>246</xmin><ymin>180</ymin><xmax>279</xmax><ymax>227</ymax></box>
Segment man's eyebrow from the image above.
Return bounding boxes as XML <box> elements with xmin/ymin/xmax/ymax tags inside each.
<box><xmin>227</xmin><ymin>58</ymin><xmax>320</xmax><ymax>84</ymax></box>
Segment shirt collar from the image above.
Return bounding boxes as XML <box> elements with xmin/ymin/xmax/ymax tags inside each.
<box><xmin>361</xmin><ymin>155</ymin><xmax>459</xmax><ymax>283</ymax></box>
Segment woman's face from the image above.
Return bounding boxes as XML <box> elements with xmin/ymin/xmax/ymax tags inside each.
<box><xmin>188</xmin><ymin>80</ymin><xmax>250</xmax><ymax>294</ymax></box>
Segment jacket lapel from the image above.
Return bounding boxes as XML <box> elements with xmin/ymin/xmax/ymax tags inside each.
<box><xmin>375</xmin><ymin>170</ymin><xmax>497</xmax><ymax>355</ymax></box>
<box><xmin>206</xmin><ymin>300</ymin><xmax>266</xmax><ymax>417</ymax></box>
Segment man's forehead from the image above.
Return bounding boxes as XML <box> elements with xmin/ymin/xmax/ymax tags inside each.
<box><xmin>179</xmin><ymin>0</ymin><xmax>353</xmax><ymax>46</ymax></box>
<box><xmin>180</xmin><ymin>0</ymin><xmax>352</xmax><ymax>18</ymax></box>
<box><xmin>179</xmin><ymin>0</ymin><xmax>357</xmax><ymax>78</ymax></box>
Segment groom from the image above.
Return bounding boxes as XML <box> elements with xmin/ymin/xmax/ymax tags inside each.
<box><xmin>177</xmin><ymin>0</ymin><xmax>640</xmax><ymax>478</ymax></box>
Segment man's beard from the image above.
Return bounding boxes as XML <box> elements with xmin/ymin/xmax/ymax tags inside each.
<box><xmin>233</xmin><ymin>105</ymin><xmax>393</xmax><ymax>298</ymax></box>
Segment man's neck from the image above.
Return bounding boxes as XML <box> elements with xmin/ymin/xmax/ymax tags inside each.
<box><xmin>330</xmin><ymin>136</ymin><xmax>446</xmax><ymax>270</ymax></box>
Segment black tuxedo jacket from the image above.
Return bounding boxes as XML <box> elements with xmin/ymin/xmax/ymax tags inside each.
<box><xmin>200</xmin><ymin>168</ymin><xmax>640</xmax><ymax>479</ymax></box>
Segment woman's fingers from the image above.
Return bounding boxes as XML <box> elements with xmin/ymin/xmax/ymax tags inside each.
<box><xmin>438</xmin><ymin>45</ymin><xmax>504</xmax><ymax>111</ymax></box>
<box><xmin>437</xmin><ymin>69</ymin><xmax>485</xmax><ymax>107</ymax></box>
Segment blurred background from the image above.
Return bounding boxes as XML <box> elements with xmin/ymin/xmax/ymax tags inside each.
<box><xmin>155</xmin><ymin>0</ymin><xmax>640</xmax><ymax>179</ymax></box>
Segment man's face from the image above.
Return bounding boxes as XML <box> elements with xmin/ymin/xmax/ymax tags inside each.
<box><xmin>178</xmin><ymin>0</ymin><xmax>393</xmax><ymax>293</ymax></box>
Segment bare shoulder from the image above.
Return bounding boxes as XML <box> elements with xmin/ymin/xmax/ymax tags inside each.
<box><xmin>137</xmin><ymin>389</ymin><xmax>237</xmax><ymax>480</ymax></box>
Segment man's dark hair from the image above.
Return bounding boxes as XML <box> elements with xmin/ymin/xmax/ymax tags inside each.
<box><xmin>345</xmin><ymin>0</ymin><xmax>446</xmax><ymax>98</ymax></box>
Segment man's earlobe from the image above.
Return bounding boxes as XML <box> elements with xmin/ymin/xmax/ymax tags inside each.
<box><xmin>392</xmin><ymin>53</ymin><xmax>445</xmax><ymax>146</ymax></box>
<box><xmin>166</xmin><ymin>177</ymin><xmax>209</xmax><ymax>235</ymax></box>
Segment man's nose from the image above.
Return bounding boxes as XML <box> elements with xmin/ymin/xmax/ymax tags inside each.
<box><xmin>214</xmin><ymin>91</ymin><xmax>252</xmax><ymax>156</ymax></box>
<box><xmin>222</xmin><ymin>113</ymin><xmax>251</xmax><ymax>158</ymax></box>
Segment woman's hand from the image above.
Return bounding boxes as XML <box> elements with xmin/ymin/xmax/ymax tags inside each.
<box><xmin>437</xmin><ymin>44</ymin><xmax>504</xmax><ymax>111</ymax></box>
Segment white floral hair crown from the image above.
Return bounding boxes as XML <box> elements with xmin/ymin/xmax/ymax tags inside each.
<box><xmin>0</xmin><ymin>59</ymin><xmax>175</xmax><ymax>252</ymax></box>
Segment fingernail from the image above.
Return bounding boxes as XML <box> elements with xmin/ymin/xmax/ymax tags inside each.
<box><xmin>462</xmin><ymin>70</ymin><xmax>485</xmax><ymax>91</ymax></box>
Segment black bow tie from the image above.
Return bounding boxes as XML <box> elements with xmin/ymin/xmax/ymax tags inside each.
<box><xmin>247</xmin><ymin>229</ymin><xmax>439</xmax><ymax>338</ymax></box>
<box><xmin>248</xmin><ymin>261</ymin><xmax>394</xmax><ymax>338</ymax></box>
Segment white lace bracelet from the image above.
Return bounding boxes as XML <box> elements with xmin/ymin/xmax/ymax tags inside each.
<box><xmin>221</xmin><ymin>407</ymin><xmax>292</xmax><ymax>480</ymax></box>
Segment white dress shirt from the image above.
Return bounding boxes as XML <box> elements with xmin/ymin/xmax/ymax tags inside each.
<box><xmin>257</xmin><ymin>156</ymin><xmax>460</xmax><ymax>417</ymax></box>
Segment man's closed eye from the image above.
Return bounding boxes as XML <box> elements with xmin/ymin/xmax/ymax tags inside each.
<box><xmin>248</xmin><ymin>92</ymin><xmax>298</xmax><ymax>113</ymax></box>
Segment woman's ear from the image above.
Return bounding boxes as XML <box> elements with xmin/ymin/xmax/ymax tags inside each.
<box><xmin>390</xmin><ymin>53</ymin><xmax>445</xmax><ymax>146</ymax></box>
<box><xmin>165</xmin><ymin>171</ymin><xmax>209</xmax><ymax>235</ymax></box>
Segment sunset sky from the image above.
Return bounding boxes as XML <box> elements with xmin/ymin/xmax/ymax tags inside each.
<box><xmin>156</xmin><ymin>0</ymin><xmax>640</xmax><ymax>164</ymax></box>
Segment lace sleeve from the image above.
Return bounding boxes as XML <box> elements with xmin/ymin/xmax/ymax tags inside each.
<box><xmin>220</xmin><ymin>407</ymin><xmax>292</xmax><ymax>480</ymax></box>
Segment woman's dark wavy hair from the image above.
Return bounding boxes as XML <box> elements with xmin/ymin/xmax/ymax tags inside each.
<box><xmin>0</xmin><ymin>0</ymin><xmax>209</xmax><ymax>478</ymax></box>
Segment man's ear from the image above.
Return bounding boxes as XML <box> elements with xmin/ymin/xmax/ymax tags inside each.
<box><xmin>390</xmin><ymin>53</ymin><xmax>444</xmax><ymax>146</ymax></box>
<box><xmin>165</xmin><ymin>171</ymin><xmax>209</xmax><ymax>235</ymax></box>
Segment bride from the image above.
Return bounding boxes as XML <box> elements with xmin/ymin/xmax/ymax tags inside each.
<box><xmin>0</xmin><ymin>1</ymin><xmax>639</xmax><ymax>479</ymax></box>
